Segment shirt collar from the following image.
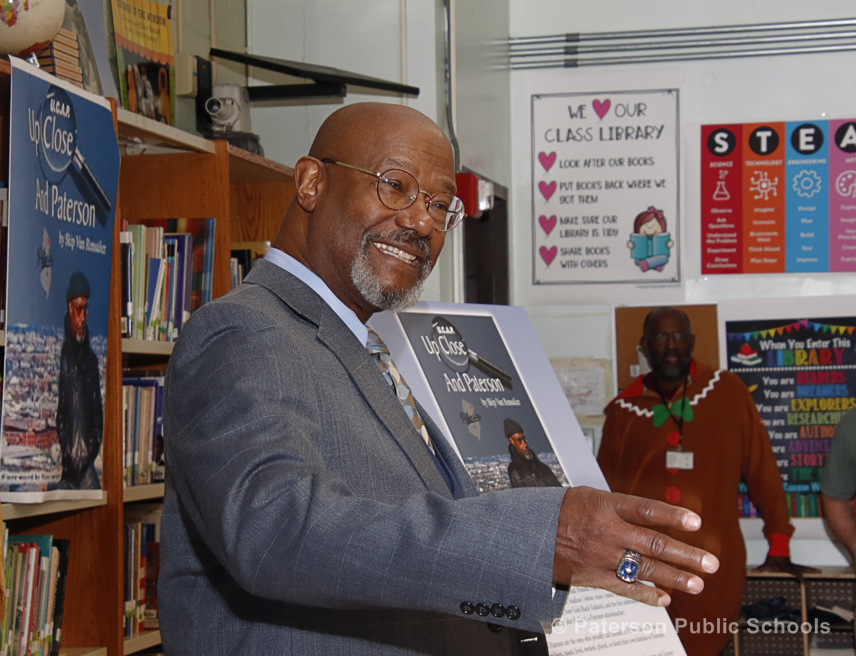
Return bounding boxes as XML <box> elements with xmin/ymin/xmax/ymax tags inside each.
<box><xmin>264</xmin><ymin>248</ymin><xmax>368</xmax><ymax>346</ymax></box>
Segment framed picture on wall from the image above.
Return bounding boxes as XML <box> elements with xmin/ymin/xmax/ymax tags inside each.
<box><xmin>613</xmin><ymin>304</ymin><xmax>719</xmax><ymax>394</ymax></box>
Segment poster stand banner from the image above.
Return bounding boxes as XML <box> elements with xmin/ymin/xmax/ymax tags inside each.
<box><xmin>1</xmin><ymin>58</ymin><xmax>119</xmax><ymax>502</ymax></box>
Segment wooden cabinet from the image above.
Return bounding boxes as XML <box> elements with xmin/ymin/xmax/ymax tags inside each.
<box><xmin>0</xmin><ymin>59</ymin><xmax>295</xmax><ymax>655</ymax></box>
<box><xmin>732</xmin><ymin>568</ymin><xmax>855</xmax><ymax>656</ymax></box>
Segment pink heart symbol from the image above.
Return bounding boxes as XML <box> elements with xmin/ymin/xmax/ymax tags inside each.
<box><xmin>539</xmin><ymin>214</ymin><xmax>557</xmax><ymax>235</ymax></box>
<box><xmin>592</xmin><ymin>99</ymin><xmax>611</xmax><ymax>119</ymax></box>
<box><xmin>539</xmin><ymin>180</ymin><xmax>557</xmax><ymax>201</ymax></box>
<box><xmin>540</xmin><ymin>246</ymin><xmax>557</xmax><ymax>266</ymax></box>
<box><xmin>538</xmin><ymin>151</ymin><xmax>557</xmax><ymax>172</ymax></box>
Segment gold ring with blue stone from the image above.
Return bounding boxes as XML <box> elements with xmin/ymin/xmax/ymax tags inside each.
<box><xmin>616</xmin><ymin>550</ymin><xmax>642</xmax><ymax>583</ymax></box>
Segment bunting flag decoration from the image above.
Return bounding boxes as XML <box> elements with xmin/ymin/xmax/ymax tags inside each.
<box><xmin>726</xmin><ymin>318</ymin><xmax>856</xmax><ymax>340</ymax></box>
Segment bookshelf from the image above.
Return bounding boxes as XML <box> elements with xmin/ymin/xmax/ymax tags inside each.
<box><xmin>0</xmin><ymin>59</ymin><xmax>296</xmax><ymax>655</ymax></box>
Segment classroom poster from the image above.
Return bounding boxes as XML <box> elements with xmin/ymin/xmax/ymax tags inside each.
<box><xmin>1</xmin><ymin>58</ymin><xmax>119</xmax><ymax>501</ymax></box>
<box><xmin>370</xmin><ymin>303</ymin><xmax>687</xmax><ymax>656</ymax></box>
<box><xmin>702</xmin><ymin>118</ymin><xmax>856</xmax><ymax>274</ymax></box>
<box><xmin>720</xmin><ymin>300</ymin><xmax>856</xmax><ymax>518</ymax></box>
<box><xmin>529</xmin><ymin>71</ymin><xmax>682</xmax><ymax>304</ymax></box>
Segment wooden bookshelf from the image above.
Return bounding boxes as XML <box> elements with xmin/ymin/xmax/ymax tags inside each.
<box><xmin>0</xmin><ymin>62</ymin><xmax>295</xmax><ymax>655</ymax></box>
<box><xmin>121</xmin><ymin>339</ymin><xmax>174</xmax><ymax>356</ymax></box>
<box><xmin>2</xmin><ymin>495</ymin><xmax>108</xmax><ymax>520</ymax></box>
<box><xmin>123</xmin><ymin>630</ymin><xmax>161</xmax><ymax>655</ymax></box>
<box><xmin>62</xmin><ymin>649</ymin><xmax>109</xmax><ymax>656</ymax></box>
<box><xmin>123</xmin><ymin>484</ymin><xmax>164</xmax><ymax>503</ymax></box>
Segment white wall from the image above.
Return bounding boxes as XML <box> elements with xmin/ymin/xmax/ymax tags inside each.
<box><xmin>453</xmin><ymin>0</ymin><xmax>511</xmax><ymax>187</ymax></box>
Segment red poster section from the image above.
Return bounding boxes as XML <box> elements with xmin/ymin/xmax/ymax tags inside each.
<box><xmin>702</xmin><ymin>125</ymin><xmax>743</xmax><ymax>273</ymax></box>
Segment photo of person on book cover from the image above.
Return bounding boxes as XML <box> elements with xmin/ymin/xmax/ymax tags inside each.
<box><xmin>1</xmin><ymin>59</ymin><xmax>118</xmax><ymax>501</ymax></box>
<box><xmin>396</xmin><ymin>312</ymin><xmax>567</xmax><ymax>493</ymax></box>
<box><xmin>56</xmin><ymin>271</ymin><xmax>103</xmax><ymax>489</ymax></box>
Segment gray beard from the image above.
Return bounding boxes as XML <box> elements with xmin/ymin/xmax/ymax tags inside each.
<box><xmin>351</xmin><ymin>230</ymin><xmax>433</xmax><ymax>312</ymax></box>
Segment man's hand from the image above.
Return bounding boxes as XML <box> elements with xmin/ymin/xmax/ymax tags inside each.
<box><xmin>553</xmin><ymin>487</ymin><xmax>719</xmax><ymax>607</ymax></box>
<box><xmin>752</xmin><ymin>556</ymin><xmax>820</xmax><ymax>581</ymax></box>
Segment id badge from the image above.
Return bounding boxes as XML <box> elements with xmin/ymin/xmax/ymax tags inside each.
<box><xmin>666</xmin><ymin>449</ymin><xmax>694</xmax><ymax>470</ymax></box>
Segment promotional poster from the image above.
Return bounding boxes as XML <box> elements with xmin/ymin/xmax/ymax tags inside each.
<box><xmin>1</xmin><ymin>58</ymin><xmax>119</xmax><ymax>501</ymax></box>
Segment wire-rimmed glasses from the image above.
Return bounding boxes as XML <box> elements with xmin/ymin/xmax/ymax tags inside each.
<box><xmin>321</xmin><ymin>158</ymin><xmax>465</xmax><ymax>232</ymax></box>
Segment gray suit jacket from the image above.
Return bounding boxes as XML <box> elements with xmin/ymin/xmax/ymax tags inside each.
<box><xmin>160</xmin><ymin>260</ymin><xmax>566</xmax><ymax>655</ymax></box>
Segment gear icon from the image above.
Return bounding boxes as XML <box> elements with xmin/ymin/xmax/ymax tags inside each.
<box><xmin>792</xmin><ymin>170</ymin><xmax>822</xmax><ymax>198</ymax></box>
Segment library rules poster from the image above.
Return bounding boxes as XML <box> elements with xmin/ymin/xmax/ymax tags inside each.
<box><xmin>530</xmin><ymin>76</ymin><xmax>681</xmax><ymax>303</ymax></box>
<box><xmin>1</xmin><ymin>58</ymin><xmax>119</xmax><ymax>501</ymax></box>
<box><xmin>725</xmin><ymin>315</ymin><xmax>856</xmax><ymax>517</ymax></box>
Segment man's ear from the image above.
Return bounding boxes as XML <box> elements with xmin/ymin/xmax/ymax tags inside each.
<box><xmin>293</xmin><ymin>156</ymin><xmax>324</xmax><ymax>212</ymax></box>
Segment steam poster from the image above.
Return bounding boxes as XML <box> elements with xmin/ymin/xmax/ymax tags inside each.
<box><xmin>720</xmin><ymin>297</ymin><xmax>856</xmax><ymax>518</ymax></box>
<box><xmin>529</xmin><ymin>70</ymin><xmax>681</xmax><ymax>303</ymax></box>
<box><xmin>702</xmin><ymin>119</ymin><xmax>856</xmax><ymax>274</ymax></box>
<box><xmin>1</xmin><ymin>58</ymin><xmax>119</xmax><ymax>501</ymax></box>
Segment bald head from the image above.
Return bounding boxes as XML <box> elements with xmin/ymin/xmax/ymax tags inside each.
<box><xmin>274</xmin><ymin>102</ymin><xmax>457</xmax><ymax>323</ymax></box>
<box><xmin>308</xmin><ymin>103</ymin><xmax>452</xmax><ymax>164</ymax></box>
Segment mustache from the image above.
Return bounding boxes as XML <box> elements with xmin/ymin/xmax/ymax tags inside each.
<box><xmin>364</xmin><ymin>229</ymin><xmax>431</xmax><ymax>258</ymax></box>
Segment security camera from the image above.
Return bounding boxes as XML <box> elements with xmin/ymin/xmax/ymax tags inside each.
<box><xmin>204</xmin><ymin>96</ymin><xmax>239</xmax><ymax>129</ymax></box>
<box><xmin>204</xmin><ymin>85</ymin><xmax>252</xmax><ymax>132</ymax></box>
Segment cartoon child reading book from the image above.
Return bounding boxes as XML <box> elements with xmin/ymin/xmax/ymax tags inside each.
<box><xmin>627</xmin><ymin>206</ymin><xmax>674</xmax><ymax>272</ymax></box>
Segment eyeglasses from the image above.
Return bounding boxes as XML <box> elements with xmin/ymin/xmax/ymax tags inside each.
<box><xmin>648</xmin><ymin>331</ymin><xmax>691</xmax><ymax>344</ymax></box>
<box><xmin>321</xmin><ymin>158</ymin><xmax>465</xmax><ymax>232</ymax></box>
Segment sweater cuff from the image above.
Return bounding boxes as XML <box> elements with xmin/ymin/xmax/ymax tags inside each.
<box><xmin>767</xmin><ymin>533</ymin><xmax>790</xmax><ymax>558</ymax></box>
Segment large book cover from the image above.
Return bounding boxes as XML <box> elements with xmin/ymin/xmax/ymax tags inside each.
<box><xmin>1</xmin><ymin>58</ymin><xmax>119</xmax><ymax>502</ymax></box>
<box><xmin>110</xmin><ymin>0</ymin><xmax>175</xmax><ymax>125</ymax></box>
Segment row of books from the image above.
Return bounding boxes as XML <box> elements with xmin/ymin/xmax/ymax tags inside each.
<box><xmin>124</xmin><ymin>521</ymin><xmax>160</xmax><ymax>638</ymax></box>
<box><xmin>35</xmin><ymin>29</ymin><xmax>83</xmax><ymax>89</ymax></box>
<box><xmin>737</xmin><ymin>492</ymin><xmax>822</xmax><ymax>518</ymax></box>
<box><xmin>1</xmin><ymin>531</ymin><xmax>70</xmax><ymax>656</ymax></box>
<box><xmin>120</xmin><ymin>219</ymin><xmax>216</xmax><ymax>342</ymax></box>
<box><xmin>122</xmin><ymin>378</ymin><xmax>165</xmax><ymax>488</ymax></box>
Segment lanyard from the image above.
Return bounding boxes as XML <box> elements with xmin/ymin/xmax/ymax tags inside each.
<box><xmin>656</xmin><ymin>378</ymin><xmax>688</xmax><ymax>448</ymax></box>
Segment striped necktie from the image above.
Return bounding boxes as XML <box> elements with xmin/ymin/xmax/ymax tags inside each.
<box><xmin>366</xmin><ymin>328</ymin><xmax>435</xmax><ymax>456</ymax></box>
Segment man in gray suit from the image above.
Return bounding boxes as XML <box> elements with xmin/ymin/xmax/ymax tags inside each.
<box><xmin>160</xmin><ymin>102</ymin><xmax>719</xmax><ymax>655</ymax></box>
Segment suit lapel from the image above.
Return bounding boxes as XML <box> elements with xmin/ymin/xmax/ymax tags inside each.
<box><xmin>245</xmin><ymin>261</ymin><xmax>454</xmax><ymax>499</ymax></box>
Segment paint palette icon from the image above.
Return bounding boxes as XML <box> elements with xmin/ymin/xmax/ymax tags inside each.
<box><xmin>836</xmin><ymin>170</ymin><xmax>856</xmax><ymax>198</ymax></box>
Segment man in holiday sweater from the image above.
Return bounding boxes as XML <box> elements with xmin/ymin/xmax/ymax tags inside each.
<box><xmin>598</xmin><ymin>306</ymin><xmax>815</xmax><ymax>656</ymax></box>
